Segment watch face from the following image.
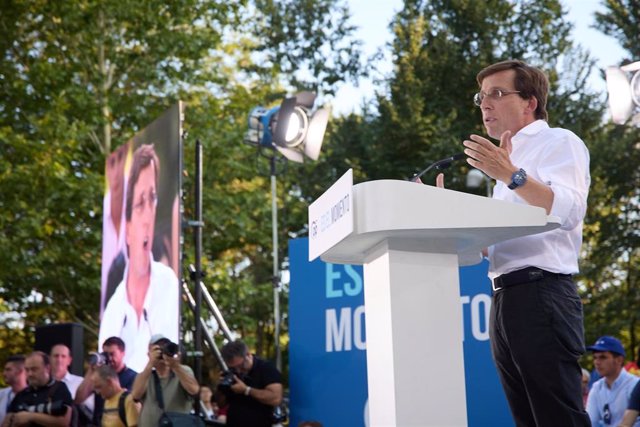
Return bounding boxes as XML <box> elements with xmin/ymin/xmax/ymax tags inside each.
<box><xmin>509</xmin><ymin>168</ymin><xmax>527</xmax><ymax>189</ymax></box>
<box><xmin>514</xmin><ymin>171</ymin><xmax>526</xmax><ymax>185</ymax></box>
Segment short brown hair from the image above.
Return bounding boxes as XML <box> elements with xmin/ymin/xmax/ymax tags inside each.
<box><xmin>125</xmin><ymin>144</ymin><xmax>160</xmax><ymax>222</ymax></box>
<box><xmin>103</xmin><ymin>336</ymin><xmax>126</xmax><ymax>351</ymax></box>
<box><xmin>476</xmin><ymin>59</ymin><xmax>549</xmax><ymax>121</ymax></box>
<box><xmin>221</xmin><ymin>340</ymin><xmax>249</xmax><ymax>363</ymax></box>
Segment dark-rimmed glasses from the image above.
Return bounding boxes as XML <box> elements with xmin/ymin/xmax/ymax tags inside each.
<box><xmin>473</xmin><ymin>89</ymin><xmax>521</xmax><ymax>106</ymax></box>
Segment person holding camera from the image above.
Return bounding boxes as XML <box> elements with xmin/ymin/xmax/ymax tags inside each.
<box><xmin>2</xmin><ymin>351</ymin><xmax>73</xmax><ymax>427</ymax></box>
<box><xmin>75</xmin><ymin>337</ymin><xmax>137</xmax><ymax>425</ymax></box>
<box><xmin>219</xmin><ymin>340</ymin><xmax>283</xmax><ymax>427</ymax></box>
<box><xmin>131</xmin><ymin>334</ymin><xmax>199</xmax><ymax>427</ymax></box>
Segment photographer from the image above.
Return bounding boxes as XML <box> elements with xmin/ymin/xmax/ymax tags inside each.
<box><xmin>3</xmin><ymin>351</ymin><xmax>72</xmax><ymax>427</ymax></box>
<box><xmin>75</xmin><ymin>337</ymin><xmax>137</xmax><ymax>425</ymax></box>
<box><xmin>131</xmin><ymin>334</ymin><xmax>199</xmax><ymax>427</ymax></box>
<box><xmin>219</xmin><ymin>340</ymin><xmax>283</xmax><ymax>427</ymax></box>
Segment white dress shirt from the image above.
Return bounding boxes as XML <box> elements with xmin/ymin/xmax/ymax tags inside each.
<box><xmin>99</xmin><ymin>257</ymin><xmax>179</xmax><ymax>372</ymax></box>
<box><xmin>488</xmin><ymin>120</ymin><xmax>590</xmax><ymax>277</ymax></box>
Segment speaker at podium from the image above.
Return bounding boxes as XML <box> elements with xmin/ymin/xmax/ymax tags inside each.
<box><xmin>34</xmin><ymin>322</ymin><xmax>84</xmax><ymax>376</ymax></box>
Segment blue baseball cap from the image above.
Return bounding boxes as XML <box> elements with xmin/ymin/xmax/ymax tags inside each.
<box><xmin>587</xmin><ymin>336</ymin><xmax>625</xmax><ymax>357</ymax></box>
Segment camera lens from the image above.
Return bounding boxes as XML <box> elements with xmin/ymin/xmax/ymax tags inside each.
<box><xmin>163</xmin><ymin>342</ymin><xmax>179</xmax><ymax>358</ymax></box>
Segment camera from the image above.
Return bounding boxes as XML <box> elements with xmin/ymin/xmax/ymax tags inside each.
<box><xmin>162</xmin><ymin>341</ymin><xmax>180</xmax><ymax>358</ymax></box>
<box><xmin>219</xmin><ymin>370</ymin><xmax>236</xmax><ymax>388</ymax></box>
<box><xmin>272</xmin><ymin>404</ymin><xmax>288</xmax><ymax>423</ymax></box>
<box><xmin>15</xmin><ymin>400</ymin><xmax>67</xmax><ymax>416</ymax></box>
<box><xmin>87</xmin><ymin>351</ymin><xmax>111</xmax><ymax>366</ymax></box>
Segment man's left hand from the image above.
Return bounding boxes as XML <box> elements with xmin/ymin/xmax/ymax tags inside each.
<box><xmin>463</xmin><ymin>131</ymin><xmax>515</xmax><ymax>184</ymax></box>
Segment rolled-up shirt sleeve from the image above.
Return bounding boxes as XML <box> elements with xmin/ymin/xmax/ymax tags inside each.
<box><xmin>538</xmin><ymin>131</ymin><xmax>590</xmax><ymax>231</ymax></box>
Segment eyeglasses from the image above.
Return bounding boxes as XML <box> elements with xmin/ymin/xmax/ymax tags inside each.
<box><xmin>473</xmin><ymin>89</ymin><xmax>521</xmax><ymax>106</ymax></box>
<box><xmin>603</xmin><ymin>403</ymin><xmax>611</xmax><ymax>425</ymax></box>
<box><xmin>133</xmin><ymin>190</ymin><xmax>158</xmax><ymax>214</ymax></box>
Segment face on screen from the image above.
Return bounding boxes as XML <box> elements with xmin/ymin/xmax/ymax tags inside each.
<box><xmin>126</xmin><ymin>162</ymin><xmax>157</xmax><ymax>279</ymax></box>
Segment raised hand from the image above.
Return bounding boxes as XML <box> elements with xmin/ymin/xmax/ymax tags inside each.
<box><xmin>463</xmin><ymin>130</ymin><xmax>515</xmax><ymax>184</ymax></box>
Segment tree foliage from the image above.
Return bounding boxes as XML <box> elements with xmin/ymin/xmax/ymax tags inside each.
<box><xmin>581</xmin><ymin>0</ymin><xmax>640</xmax><ymax>360</ymax></box>
<box><xmin>1</xmin><ymin>0</ymin><xmax>637</xmax><ymax>383</ymax></box>
<box><xmin>0</xmin><ymin>0</ymin><xmax>363</xmax><ymax>373</ymax></box>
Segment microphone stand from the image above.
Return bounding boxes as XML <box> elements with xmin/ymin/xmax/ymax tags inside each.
<box><xmin>409</xmin><ymin>153</ymin><xmax>465</xmax><ymax>182</ymax></box>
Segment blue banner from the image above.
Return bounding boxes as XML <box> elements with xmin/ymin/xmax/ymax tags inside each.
<box><xmin>289</xmin><ymin>238</ymin><xmax>514</xmax><ymax>427</ymax></box>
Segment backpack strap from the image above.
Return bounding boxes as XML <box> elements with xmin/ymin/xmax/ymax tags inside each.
<box><xmin>118</xmin><ymin>390</ymin><xmax>130</xmax><ymax>427</ymax></box>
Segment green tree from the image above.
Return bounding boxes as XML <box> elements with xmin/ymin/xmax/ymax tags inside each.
<box><xmin>315</xmin><ymin>0</ymin><xmax>603</xmax><ymax>190</ymax></box>
<box><xmin>0</xmin><ymin>0</ymin><xmax>364</xmax><ymax>371</ymax></box>
<box><xmin>581</xmin><ymin>0</ymin><xmax>640</xmax><ymax>359</ymax></box>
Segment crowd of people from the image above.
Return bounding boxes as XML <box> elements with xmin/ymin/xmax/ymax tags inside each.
<box><xmin>0</xmin><ymin>337</ymin><xmax>283</xmax><ymax>427</ymax></box>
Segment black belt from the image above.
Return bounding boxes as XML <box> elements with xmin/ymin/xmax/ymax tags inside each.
<box><xmin>492</xmin><ymin>267</ymin><xmax>572</xmax><ymax>292</ymax></box>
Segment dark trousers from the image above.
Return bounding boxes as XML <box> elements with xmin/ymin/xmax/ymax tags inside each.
<box><xmin>490</xmin><ymin>273</ymin><xmax>591</xmax><ymax>427</ymax></box>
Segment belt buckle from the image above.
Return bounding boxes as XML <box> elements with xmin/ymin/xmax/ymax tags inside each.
<box><xmin>492</xmin><ymin>279</ymin><xmax>502</xmax><ymax>292</ymax></box>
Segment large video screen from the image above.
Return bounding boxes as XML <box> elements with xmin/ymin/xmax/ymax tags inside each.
<box><xmin>99</xmin><ymin>103</ymin><xmax>183</xmax><ymax>372</ymax></box>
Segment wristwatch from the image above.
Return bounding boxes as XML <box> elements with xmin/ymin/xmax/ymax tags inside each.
<box><xmin>508</xmin><ymin>168</ymin><xmax>527</xmax><ymax>190</ymax></box>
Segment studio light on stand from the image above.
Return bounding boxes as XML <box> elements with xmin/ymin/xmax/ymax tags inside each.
<box><xmin>245</xmin><ymin>92</ymin><xmax>329</xmax><ymax>371</ymax></box>
<box><xmin>605</xmin><ymin>60</ymin><xmax>640</xmax><ymax>126</ymax></box>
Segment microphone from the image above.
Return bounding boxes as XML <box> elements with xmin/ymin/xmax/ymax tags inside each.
<box><xmin>409</xmin><ymin>152</ymin><xmax>466</xmax><ymax>182</ymax></box>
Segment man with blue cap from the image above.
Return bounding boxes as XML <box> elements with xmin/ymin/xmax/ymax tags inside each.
<box><xmin>586</xmin><ymin>336</ymin><xmax>640</xmax><ymax>427</ymax></box>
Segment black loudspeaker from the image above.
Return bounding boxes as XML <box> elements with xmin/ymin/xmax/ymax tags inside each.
<box><xmin>34</xmin><ymin>323</ymin><xmax>84</xmax><ymax>376</ymax></box>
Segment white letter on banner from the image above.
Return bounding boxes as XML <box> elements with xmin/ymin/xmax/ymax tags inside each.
<box><xmin>344</xmin><ymin>265</ymin><xmax>363</xmax><ymax>296</ymax></box>
<box><xmin>353</xmin><ymin>305</ymin><xmax>366</xmax><ymax>350</ymax></box>
<box><xmin>326</xmin><ymin>307</ymin><xmax>352</xmax><ymax>352</ymax></box>
<box><xmin>471</xmin><ymin>294</ymin><xmax>491</xmax><ymax>341</ymax></box>
<box><xmin>326</xmin><ymin>264</ymin><xmax>343</xmax><ymax>298</ymax></box>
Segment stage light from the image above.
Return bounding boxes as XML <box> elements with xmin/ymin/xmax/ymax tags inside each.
<box><xmin>244</xmin><ymin>92</ymin><xmax>329</xmax><ymax>372</ymax></box>
<box><xmin>605</xmin><ymin>61</ymin><xmax>640</xmax><ymax>125</ymax></box>
<box><xmin>246</xmin><ymin>91</ymin><xmax>329</xmax><ymax>163</ymax></box>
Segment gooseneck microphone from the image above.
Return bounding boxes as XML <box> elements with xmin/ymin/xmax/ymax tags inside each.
<box><xmin>409</xmin><ymin>152</ymin><xmax>466</xmax><ymax>182</ymax></box>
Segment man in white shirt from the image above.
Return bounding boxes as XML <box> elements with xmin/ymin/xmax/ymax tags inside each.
<box><xmin>0</xmin><ymin>355</ymin><xmax>27</xmax><ymax>424</ymax></box>
<box><xmin>586</xmin><ymin>336</ymin><xmax>639</xmax><ymax>427</ymax></box>
<box><xmin>459</xmin><ymin>59</ymin><xmax>591</xmax><ymax>426</ymax></box>
<box><xmin>50</xmin><ymin>344</ymin><xmax>94</xmax><ymax>419</ymax></box>
<box><xmin>99</xmin><ymin>144</ymin><xmax>179</xmax><ymax>372</ymax></box>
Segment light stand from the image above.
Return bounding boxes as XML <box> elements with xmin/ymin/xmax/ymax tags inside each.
<box><xmin>270</xmin><ymin>155</ymin><xmax>282</xmax><ymax>371</ymax></box>
<box><xmin>245</xmin><ymin>92</ymin><xmax>329</xmax><ymax>372</ymax></box>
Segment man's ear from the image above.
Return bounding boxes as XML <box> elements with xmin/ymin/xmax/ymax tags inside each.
<box><xmin>525</xmin><ymin>96</ymin><xmax>538</xmax><ymax>117</ymax></box>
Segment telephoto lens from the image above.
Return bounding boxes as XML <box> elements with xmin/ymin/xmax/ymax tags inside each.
<box><xmin>162</xmin><ymin>341</ymin><xmax>180</xmax><ymax>358</ymax></box>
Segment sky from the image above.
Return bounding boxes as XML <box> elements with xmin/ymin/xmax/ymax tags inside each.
<box><xmin>330</xmin><ymin>0</ymin><xmax>629</xmax><ymax>116</ymax></box>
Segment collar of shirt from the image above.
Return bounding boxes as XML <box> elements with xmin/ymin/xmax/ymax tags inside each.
<box><xmin>513</xmin><ymin>119</ymin><xmax>548</xmax><ymax>138</ymax></box>
<box><xmin>607</xmin><ymin>369</ymin><xmax>636</xmax><ymax>391</ymax></box>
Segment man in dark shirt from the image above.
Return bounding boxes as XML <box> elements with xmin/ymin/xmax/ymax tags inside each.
<box><xmin>3</xmin><ymin>351</ymin><xmax>73</xmax><ymax>427</ymax></box>
<box><xmin>219</xmin><ymin>340</ymin><xmax>283</xmax><ymax>427</ymax></box>
<box><xmin>75</xmin><ymin>336</ymin><xmax>137</xmax><ymax>425</ymax></box>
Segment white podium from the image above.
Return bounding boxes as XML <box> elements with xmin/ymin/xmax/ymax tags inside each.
<box><xmin>309</xmin><ymin>175</ymin><xmax>560</xmax><ymax>427</ymax></box>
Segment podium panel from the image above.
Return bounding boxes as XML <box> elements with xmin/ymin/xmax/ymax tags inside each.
<box><xmin>310</xmin><ymin>176</ymin><xmax>559</xmax><ymax>426</ymax></box>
